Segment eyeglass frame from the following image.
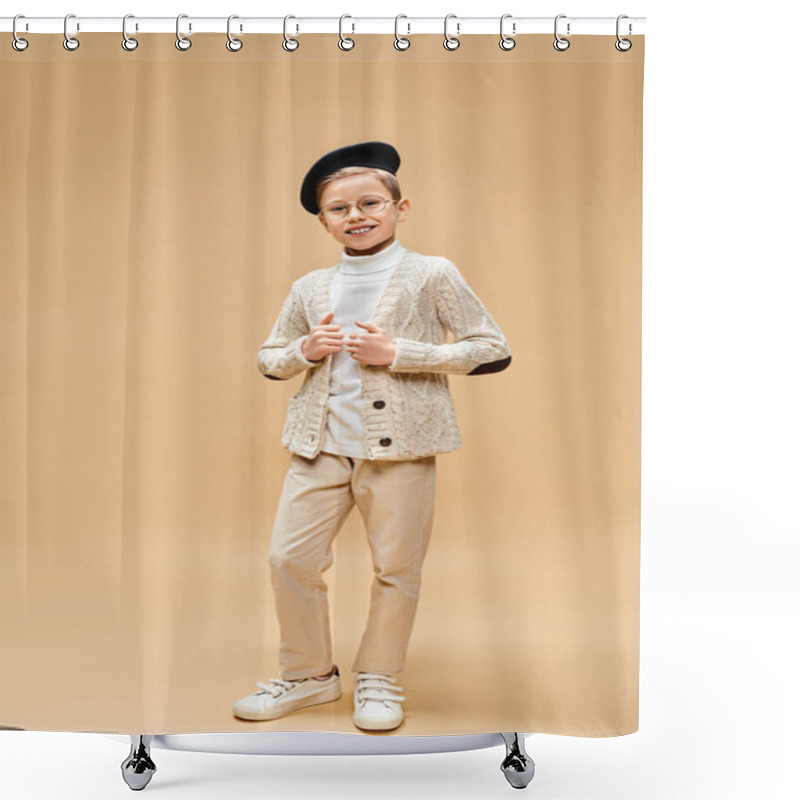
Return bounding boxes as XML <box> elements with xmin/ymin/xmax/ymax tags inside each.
<box><xmin>318</xmin><ymin>194</ymin><xmax>400</xmax><ymax>221</ymax></box>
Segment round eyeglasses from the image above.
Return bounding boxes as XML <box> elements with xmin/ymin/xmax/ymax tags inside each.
<box><xmin>320</xmin><ymin>195</ymin><xmax>397</xmax><ymax>220</ymax></box>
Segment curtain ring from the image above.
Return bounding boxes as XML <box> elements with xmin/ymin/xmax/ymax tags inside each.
<box><xmin>339</xmin><ymin>14</ymin><xmax>355</xmax><ymax>50</ymax></box>
<box><xmin>176</xmin><ymin>14</ymin><xmax>192</xmax><ymax>51</ymax></box>
<box><xmin>283</xmin><ymin>15</ymin><xmax>299</xmax><ymax>51</ymax></box>
<box><xmin>63</xmin><ymin>13</ymin><xmax>80</xmax><ymax>51</ymax></box>
<box><xmin>499</xmin><ymin>14</ymin><xmax>516</xmax><ymax>50</ymax></box>
<box><xmin>553</xmin><ymin>14</ymin><xmax>570</xmax><ymax>51</ymax></box>
<box><xmin>443</xmin><ymin>14</ymin><xmax>460</xmax><ymax>51</ymax></box>
<box><xmin>615</xmin><ymin>14</ymin><xmax>632</xmax><ymax>52</ymax></box>
<box><xmin>394</xmin><ymin>15</ymin><xmax>411</xmax><ymax>51</ymax></box>
<box><xmin>226</xmin><ymin>15</ymin><xmax>243</xmax><ymax>52</ymax></box>
<box><xmin>12</xmin><ymin>14</ymin><xmax>29</xmax><ymax>52</ymax></box>
<box><xmin>122</xmin><ymin>14</ymin><xmax>138</xmax><ymax>51</ymax></box>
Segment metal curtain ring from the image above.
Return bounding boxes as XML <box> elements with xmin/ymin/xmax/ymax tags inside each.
<box><xmin>227</xmin><ymin>14</ymin><xmax>243</xmax><ymax>52</ymax></box>
<box><xmin>339</xmin><ymin>14</ymin><xmax>355</xmax><ymax>50</ymax></box>
<box><xmin>12</xmin><ymin>14</ymin><xmax>29</xmax><ymax>51</ymax></box>
<box><xmin>394</xmin><ymin>14</ymin><xmax>411</xmax><ymax>50</ymax></box>
<box><xmin>176</xmin><ymin>13</ymin><xmax>192</xmax><ymax>51</ymax></box>
<box><xmin>499</xmin><ymin>14</ymin><xmax>516</xmax><ymax>50</ymax></box>
<box><xmin>443</xmin><ymin>13</ymin><xmax>460</xmax><ymax>51</ymax></box>
<box><xmin>553</xmin><ymin>14</ymin><xmax>570</xmax><ymax>51</ymax></box>
<box><xmin>283</xmin><ymin>15</ymin><xmax>299</xmax><ymax>51</ymax></box>
<box><xmin>63</xmin><ymin>13</ymin><xmax>80</xmax><ymax>51</ymax></box>
<box><xmin>615</xmin><ymin>14</ymin><xmax>632</xmax><ymax>51</ymax></box>
<box><xmin>122</xmin><ymin>14</ymin><xmax>138</xmax><ymax>51</ymax></box>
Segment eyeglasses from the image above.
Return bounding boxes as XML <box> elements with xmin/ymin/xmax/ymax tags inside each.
<box><xmin>319</xmin><ymin>195</ymin><xmax>397</xmax><ymax>220</ymax></box>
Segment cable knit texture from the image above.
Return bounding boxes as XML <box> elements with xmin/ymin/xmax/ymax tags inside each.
<box><xmin>257</xmin><ymin>248</ymin><xmax>512</xmax><ymax>460</ymax></box>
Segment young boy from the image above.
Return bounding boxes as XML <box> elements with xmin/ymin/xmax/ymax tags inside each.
<box><xmin>233</xmin><ymin>141</ymin><xmax>512</xmax><ymax>732</ymax></box>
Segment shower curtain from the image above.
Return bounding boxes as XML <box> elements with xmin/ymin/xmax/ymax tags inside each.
<box><xmin>0</xmin><ymin>31</ymin><xmax>644</xmax><ymax>736</ymax></box>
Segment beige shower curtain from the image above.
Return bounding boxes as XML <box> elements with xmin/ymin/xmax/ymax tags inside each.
<box><xmin>0</xmin><ymin>32</ymin><xmax>643</xmax><ymax>736</ymax></box>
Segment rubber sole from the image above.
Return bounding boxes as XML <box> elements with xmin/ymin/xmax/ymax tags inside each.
<box><xmin>353</xmin><ymin>713</ymin><xmax>404</xmax><ymax>731</ymax></box>
<box><xmin>233</xmin><ymin>682</ymin><xmax>342</xmax><ymax>721</ymax></box>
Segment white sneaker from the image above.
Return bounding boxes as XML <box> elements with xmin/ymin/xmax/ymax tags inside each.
<box><xmin>233</xmin><ymin>666</ymin><xmax>341</xmax><ymax>721</ymax></box>
<box><xmin>353</xmin><ymin>672</ymin><xmax>406</xmax><ymax>731</ymax></box>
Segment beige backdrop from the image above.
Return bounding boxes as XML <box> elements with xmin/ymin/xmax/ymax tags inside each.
<box><xmin>1</xmin><ymin>32</ymin><xmax>643</xmax><ymax>736</ymax></box>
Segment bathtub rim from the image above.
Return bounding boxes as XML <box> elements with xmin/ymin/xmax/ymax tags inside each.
<box><xmin>100</xmin><ymin>731</ymin><xmax>530</xmax><ymax>756</ymax></box>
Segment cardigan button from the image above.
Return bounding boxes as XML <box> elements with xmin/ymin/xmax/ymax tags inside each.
<box><xmin>379</xmin><ymin>437</ymin><xmax>392</xmax><ymax>447</ymax></box>
<box><xmin>373</xmin><ymin>400</ymin><xmax>386</xmax><ymax>409</ymax></box>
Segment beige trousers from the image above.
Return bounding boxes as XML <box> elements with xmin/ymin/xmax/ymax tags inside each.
<box><xmin>268</xmin><ymin>450</ymin><xmax>437</xmax><ymax>680</ymax></box>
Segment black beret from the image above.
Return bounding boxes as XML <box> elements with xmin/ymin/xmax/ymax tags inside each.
<box><xmin>300</xmin><ymin>141</ymin><xmax>401</xmax><ymax>214</ymax></box>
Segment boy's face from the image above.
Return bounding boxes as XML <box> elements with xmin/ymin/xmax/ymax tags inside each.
<box><xmin>317</xmin><ymin>173</ymin><xmax>410</xmax><ymax>256</ymax></box>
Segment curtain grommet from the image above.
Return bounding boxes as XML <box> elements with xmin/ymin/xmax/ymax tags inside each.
<box><xmin>175</xmin><ymin>14</ymin><xmax>192</xmax><ymax>51</ymax></box>
<box><xmin>553</xmin><ymin>15</ymin><xmax>570</xmax><ymax>51</ymax></box>
<box><xmin>121</xmin><ymin>14</ymin><xmax>138</xmax><ymax>51</ymax></box>
<box><xmin>615</xmin><ymin>15</ymin><xmax>632</xmax><ymax>51</ymax></box>
<box><xmin>394</xmin><ymin>15</ymin><xmax>411</xmax><ymax>50</ymax></box>
<box><xmin>12</xmin><ymin>14</ymin><xmax>29</xmax><ymax>51</ymax></box>
<box><xmin>339</xmin><ymin>14</ymin><xmax>355</xmax><ymax>50</ymax></box>
<box><xmin>283</xmin><ymin>15</ymin><xmax>299</xmax><ymax>51</ymax></box>
<box><xmin>443</xmin><ymin>14</ymin><xmax>460</xmax><ymax>51</ymax></box>
<box><xmin>499</xmin><ymin>14</ymin><xmax>516</xmax><ymax>50</ymax></box>
<box><xmin>63</xmin><ymin>13</ymin><xmax>80</xmax><ymax>51</ymax></box>
<box><xmin>226</xmin><ymin>15</ymin><xmax>243</xmax><ymax>52</ymax></box>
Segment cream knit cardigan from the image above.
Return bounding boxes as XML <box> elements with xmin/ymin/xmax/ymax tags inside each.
<box><xmin>257</xmin><ymin>248</ymin><xmax>512</xmax><ymax>460</ymax></box>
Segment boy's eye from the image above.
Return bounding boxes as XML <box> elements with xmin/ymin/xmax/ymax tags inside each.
<box><xmin>361</xmin><ymin>198</ymin><xmax>381</xmax><ymax>209</ymax></box>
<box><xmin>328</xmin><ymin>205</ymin><xmax>346</xmax><ymax>213</ymax></box>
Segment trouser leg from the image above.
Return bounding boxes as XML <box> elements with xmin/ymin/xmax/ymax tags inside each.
<box><xmin>350</xmin><ymin>455</ymin><xmax>437</xmax><ymax>676</ymax></box>
<box><xmin>268</xmin><ymin>451</ymin><xmax>354</xmax><ymax>680</ymax></box>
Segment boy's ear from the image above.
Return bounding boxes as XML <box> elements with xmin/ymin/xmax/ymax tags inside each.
<box><xmin>396</xmin><ymin>197</ymin><xmax>411</xmax><ymax>221</ymax></box>
<box><xmin>317</xmin><ymin>213</ymin><xmax>330</xmax><ymax>232</ymax></box>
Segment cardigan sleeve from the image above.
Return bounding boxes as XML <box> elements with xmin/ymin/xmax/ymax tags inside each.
<box><xmin>257</xmin><ymin>280</ymin><xmax>321</xmax><ymax>381</ymax></box>
<box><xmin>387</xmin><ymin>260</ymin><xmax>512</xmax><ymax>376</ymax></box>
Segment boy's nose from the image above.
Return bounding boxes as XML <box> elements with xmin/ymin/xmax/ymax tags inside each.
<box><xmin>346</xmin><ymin>205</ymin><xmax>365</xmax><ymax>219</ymax></box>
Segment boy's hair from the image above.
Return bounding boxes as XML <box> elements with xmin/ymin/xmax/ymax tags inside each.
<box><xmin>315</xmin><ymin>167</ymin><xmax>402</xmax><ymax>212</ymax></box>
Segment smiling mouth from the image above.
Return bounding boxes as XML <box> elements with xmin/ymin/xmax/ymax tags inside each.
<box><xmin>346</xmin><ymin>226</ymin><xmax>377</xmax><ymax>236</ymax></box>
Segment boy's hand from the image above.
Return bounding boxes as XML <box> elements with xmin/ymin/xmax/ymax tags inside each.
<box><xmin>302</xmin><ymin>311</ymin><xmax>344</xmax><ymax>362</ymax></box>
<box><xmin>346</xmin><ymin>321</ymin><xmax>397</xmax><ymax>367</ymax></box>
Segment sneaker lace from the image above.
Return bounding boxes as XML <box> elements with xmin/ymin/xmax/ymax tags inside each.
<box><xmin>355</xmin><ymin>673</ymin><xmax>406</xmax><ymax>707</ymax></box>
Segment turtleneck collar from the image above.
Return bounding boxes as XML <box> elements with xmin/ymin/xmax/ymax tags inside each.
<box><xmin>339</xmin><ymin>239</ymin><xmax>405</xmax><ymax>275</ymax></box>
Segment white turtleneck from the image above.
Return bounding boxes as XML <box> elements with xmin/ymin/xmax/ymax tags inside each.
<box><xmin>321</xmin><ymin>238</ymin><xmax>407</xmax><ymax>459</ymax></box>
